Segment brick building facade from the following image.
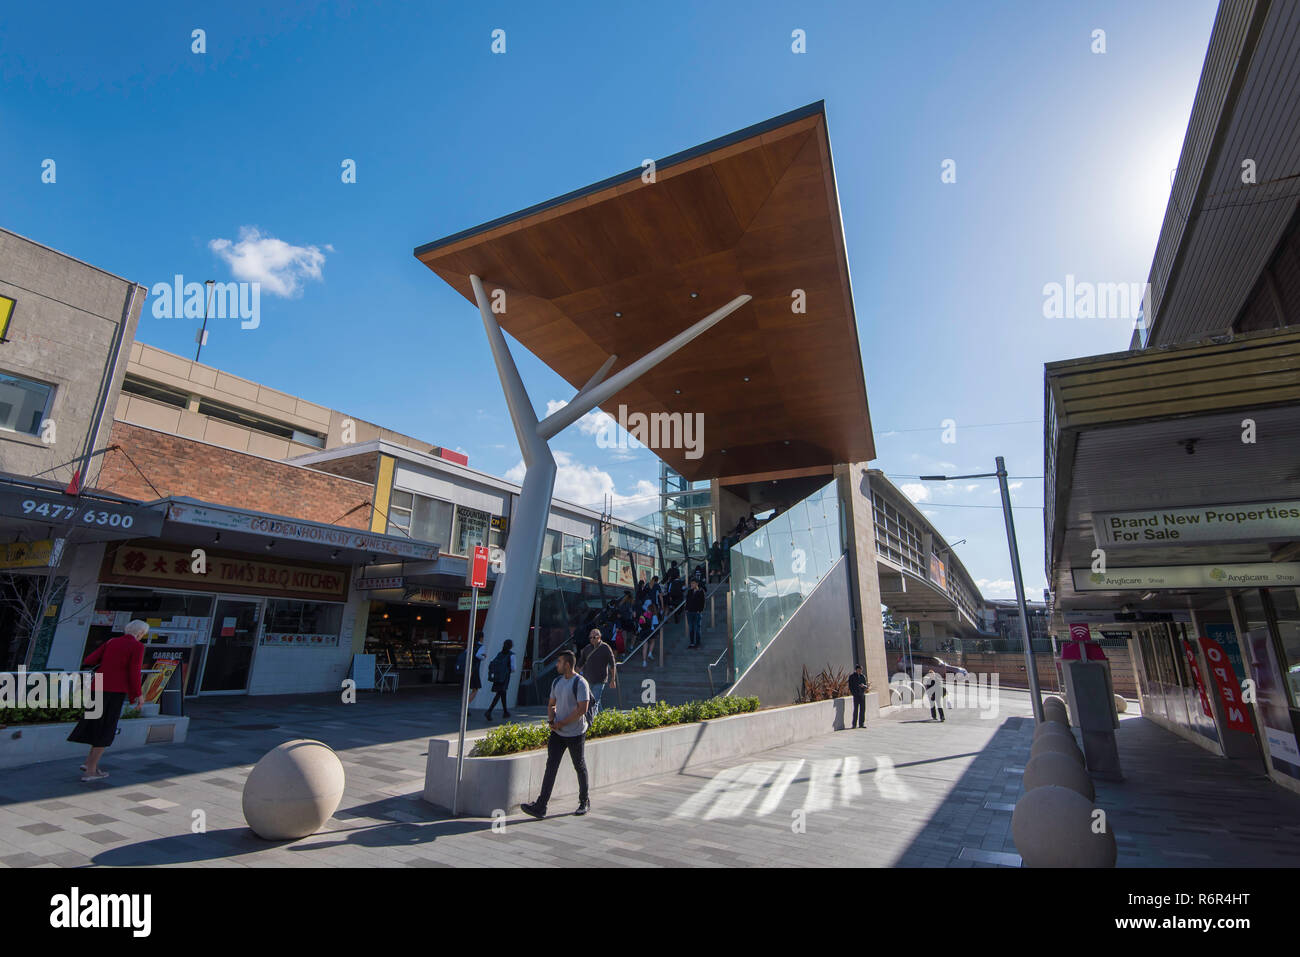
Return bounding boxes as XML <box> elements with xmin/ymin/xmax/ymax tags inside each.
<box><xmin>96</xmin><ymin>421</ymin><xmax>375</xmax><ymax>530</ymax></box>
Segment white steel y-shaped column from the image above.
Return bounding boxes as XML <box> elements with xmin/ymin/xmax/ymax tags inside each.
<box><xmin>468</xmin><ymin>273</ymin><xmax>750</xmax><ymax>708</ymax></box>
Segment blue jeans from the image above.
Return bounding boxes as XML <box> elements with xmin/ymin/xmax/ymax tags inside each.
<box><xmin>588</xmin><ymin>683</ymin><xmax>605</xmax><ymax>720</ymax></box>
<box><xmin>687</xmin><ymin>611</ymin><xmax>703</xmax><ymax>645</ymax></box>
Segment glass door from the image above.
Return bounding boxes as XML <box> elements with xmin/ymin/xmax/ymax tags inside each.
<box><xmin>199</xmin><ymin>599</ymin><xmax>262</xmax><ymax>694</ymax></box>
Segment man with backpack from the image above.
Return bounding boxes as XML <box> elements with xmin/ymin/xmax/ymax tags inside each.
<box><xmin>668</xmin><ymin>574</ymin><xmax>685</xmax><ymax>624</ymax></box>
<box><xmin>520</xmin><ymin>651</ymin><xmax>591</xmax><ymax>819</ymax></box>
<box><xmin>484</xmin><ymin>639</ymin><xmax>515</xmax><ymax>721</ymax></box>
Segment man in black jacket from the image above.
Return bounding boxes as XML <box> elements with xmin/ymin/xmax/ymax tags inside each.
<box><xmin>848</xmin><ymin>664</ymin><xmax>869</xmax><ymax>729</ymax></box>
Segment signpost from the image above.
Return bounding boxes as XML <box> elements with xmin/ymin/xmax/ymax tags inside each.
<box><xmin>452</xmin><ymin>544</ymin><xmax>491</xmax><ymax>815</ymax></box>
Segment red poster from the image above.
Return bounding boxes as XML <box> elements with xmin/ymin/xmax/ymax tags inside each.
<box><xmin>1198</xmin><ymin>635</ymin><xmax>1256</xmax><ymax>734</ymax></box>
<box><xmin>1181</xmin><ymin>639</ymin><xmax>1214</xmax><ymax>718</ymax></box>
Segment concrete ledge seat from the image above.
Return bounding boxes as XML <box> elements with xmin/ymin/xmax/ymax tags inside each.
<box><xmin>0</xmin><ymin>715</ymin><xmax>190</xmax><ymax>769</ymax></box>
<box><xmin>424</xmin><ymin>693</ymin><xmax>877</xmax><ymax>816</ymax></box>
<box><xmin>1012</xmin><ymin>784</ymin><xmax>1116</xmax><ymax>868</ymax></box>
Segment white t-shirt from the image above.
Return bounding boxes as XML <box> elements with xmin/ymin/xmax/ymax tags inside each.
<box><xmin>550</xmin><ymin>673</ymin><xmax>591</xmax><ymax>737</ymax></box>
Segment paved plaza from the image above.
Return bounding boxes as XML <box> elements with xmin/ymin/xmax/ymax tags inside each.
<box><xmin>2</xmin><ymin>687</ymin><xmax>1299</xmax><ymax>867</ymax></box>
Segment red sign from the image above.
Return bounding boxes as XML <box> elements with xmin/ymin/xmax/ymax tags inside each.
<box><xmin>468</xmin><ymin>545</ymin><xmax>489</xmax><ymax>589</ymax></box>
<box><xmin>1181</xmin><ymin>639</ymin><xmax>1214</xmax><ymax>718</ymax></box>
<box><xmin>1068</xmin><ymin>622</ymin><xmax>1091</xmax><ymax>642</ymax></box>
<box><xmin>1198</xmin><ymin>635</ymin><xmax>1256</xmax><ymax>734</ymax></box>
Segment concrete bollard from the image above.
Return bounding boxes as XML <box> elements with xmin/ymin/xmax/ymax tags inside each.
<box><xmin>1114</xmin><ymin>694</ymin><xmax>1128</xmax><ymax>714</ymax></box>
<box><xmin>1031</xmin><ymin>732</ymin><xmax>1085</xmax><ymax>765</ymax></box>
<box><xmin>1033</xmin><ymin>720</ymin><xmax>1078</xmax><ymax>742</ymax></box>
<box><xmin>243</xmin><ymin>739</ymin><xmax>346</xmax><ymax>841</ymax></box>
<box><xmin>1023</xmin><ymin>749</ymin><xmax>1095</xmax><ymax>800</ymax></box>
<box><xmin>1012</xmin><ymin>785</ymin><xmax>1116</xmax><ymax>868</ymax></box>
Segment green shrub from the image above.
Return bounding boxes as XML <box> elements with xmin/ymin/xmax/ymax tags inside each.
<box><xmin>470</xmin><ymin>695</ymin><xmax>761</xmax><ymax>756</ymax></box>
<box><xmin>0</xmin><ymin>707</ymin><xmax>86</xmax><ymax>726</ymax></box>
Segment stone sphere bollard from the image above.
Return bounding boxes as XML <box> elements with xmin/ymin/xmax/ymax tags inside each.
<box><xmin>243</xmin><ymin>739</ymin><xmax>346</xmax><ymax>841</ymax></box>
<box><xmin>1114</xmin><ymin>694</ymin><xmax>1128</xmax><ymax>714</ymax></box>
<box><xmin>1031</xmin><ymin>731</ymin><xmax>1084</xmax><ymax>765</ymax></box>
<box><xmin>1012</xmin><ymin>785</ymin><xmax>1116</xmax><ymax>867</ymax></box>
<box><xmin>1023</xmin><ymin>749</ymin><xmax>1094</xmax><ymax>800</ymax></box>
<box><xmin>1043</xmin><ymin>697</ymin><xmax>1070</xmax><ymax>725</ymax></box>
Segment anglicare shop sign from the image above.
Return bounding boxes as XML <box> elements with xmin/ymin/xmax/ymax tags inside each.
<box><xmin>1093</xmin><ymin>500</ymin><xmax>1300</xmax><ymax>547</ymax></box>
<box><xmin>1073</xmin><ymin>562</ymin><xmax>1300</xmax><ymax>591</ymax></box>
<box><xmin>103</xmin><ymin>543</ymin><xmax>350</xmax><ymax>601</ymax></box>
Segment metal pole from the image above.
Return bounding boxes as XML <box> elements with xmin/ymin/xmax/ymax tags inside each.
<box><xmin>195</xmin><ymin>280</ymin><xmax>214</xmax><ymax>363</ymax></box>
<box><xmin>996</xmin><ymin>456</ymin><xmax>1043</xmax><ymax>723</ymax></box>
<box><xmin>452</xmin><ymin>585</ymin><xmax>479</xmax><ymax>815</ymax></box>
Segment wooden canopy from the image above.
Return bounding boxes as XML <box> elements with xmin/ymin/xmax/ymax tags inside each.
<box><xmin>414</xmin><ymin>102</ymin><xmax>874</xmax><ymax>481</ymax></box>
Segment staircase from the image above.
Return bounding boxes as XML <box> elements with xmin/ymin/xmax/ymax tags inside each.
<box><xmin>605</xmin><ymin>582</ymin><xmax>732</xmax><ymax>709</ymax></box>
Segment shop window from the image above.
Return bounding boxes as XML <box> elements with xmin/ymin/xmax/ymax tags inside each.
<box><xmin>0</xmin><ymin>371</ymin><xmax>55</xmax><ymax>437</ymax></box>
<box><xmin>452</xmin><ymin>505</ymin><xmax>500</xmax><ymax>556</ymax></box>
<box><xmin>1267</xmin><ymin>588</ymin><xmax>1300</xmax><ymax>707</ymax></box>
<box><xmin>263</xmin><ymin>599</ymin><xmax>343</xmax><ymax>645</ymax></box>
<box><xmin>387</xmin><ymin>489</ymin><xmax>453</xmax><ymax>546</ymax></box>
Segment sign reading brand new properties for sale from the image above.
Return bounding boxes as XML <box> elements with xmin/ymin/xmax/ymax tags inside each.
<box><xmin>102</xmin><ymin>543</ymin><xmax>350</xmax><ymax>601</ymax></box>
<box><xmin>1092</xmin><ymin>499</ymin><xmax>1300</xmax><ymax>547</ymax></box>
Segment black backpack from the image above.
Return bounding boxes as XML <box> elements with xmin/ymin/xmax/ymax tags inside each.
<box><xmin>488</xmin><ymin>650</ymin><xmax>511</xmax><ymax>684</ymax></box>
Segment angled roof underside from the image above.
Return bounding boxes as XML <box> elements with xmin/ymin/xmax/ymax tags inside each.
<box><xmin>414</xmin><ymin>102</ymin><xmax>875</xmax><ymax>481</ymax></box>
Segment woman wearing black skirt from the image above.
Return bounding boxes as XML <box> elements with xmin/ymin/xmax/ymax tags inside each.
<box><xmin>68</xmin><ymin>619</ymin><xmax>147</xmax><ymax>782</ymax></box>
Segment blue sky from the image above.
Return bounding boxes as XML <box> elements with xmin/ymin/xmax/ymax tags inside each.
<box><xmin>1</xmin><ymin>0</ymin><xmax>1218</xmax><ymax>598</ymax></box>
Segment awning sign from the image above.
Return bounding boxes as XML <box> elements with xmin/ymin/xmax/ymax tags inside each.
<box><xmin>1073</xmin><ymin>563</ymin><xmax>1300</xmax><ymax>591</ymax></box>
<box><xmin>1093</xmin><ymin>500</ymin><xmax>1300</xmax><ymax>547</ymax></box>
<box><xmin>166</xmin><ymin>501</ymin><xmax>440</xmax><ymax>561</ymax></box>
<box><xmin>0</xmin><ymin>487</ymin><xmax>165</xmax><ymax>537</ymax></box>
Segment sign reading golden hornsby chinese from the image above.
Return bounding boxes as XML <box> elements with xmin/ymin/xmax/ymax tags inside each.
<box><xmin>103</xmin><ymin>543</ymin><xmax>349</xmax><ymax>601</ymax></box>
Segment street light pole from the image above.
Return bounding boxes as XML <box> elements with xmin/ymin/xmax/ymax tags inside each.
<box><xmin>918</xmin><ymin>458</ymin><xmax>1044</xmax><ymax>724</ymax></box>
<box><xmin>195</xmin><ymin>279</ymin><xmax>215</xmax><ymax>362</ymax></box>
<box><xmin>994</xmin><ymin>456</ymin><xmax>1043</xmax><ymax>723</ymax></box>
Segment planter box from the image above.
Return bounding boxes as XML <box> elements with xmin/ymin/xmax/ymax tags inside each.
<box><xmin>423</xmin><ymin>692</ymin><xmax>877</xmax><ymax>815</ymax></box>
<box><xmin>0</xmin><ymin>716</ymin><xmax>190</xmax><ymax>770</ymax></box>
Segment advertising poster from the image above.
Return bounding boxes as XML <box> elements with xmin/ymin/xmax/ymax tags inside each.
<box><xmin>141</xmin><ymin>656</ymin><xmax>181</xmax><ymax>705</ymax></box>
<box><xmin>1244</xmin><ymin>628</ymin><xmax>1300</xmax><ymax>778</ymax></box>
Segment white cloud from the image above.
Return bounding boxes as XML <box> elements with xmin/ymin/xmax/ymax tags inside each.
<box><xmin>209</xmin><ymin>226</ymin><xmax>330</xmax><ymax>297</ymax></box>
<box><xmin>899</xmin><ymin>482</ymin><xmax>930</xmax><ymax>503</ymax></box>
<box><xmin>544</xmin><ymin>399</ymin><xmax>636</xmax><ymax>446</ymax></box>
<box><xmin>1009</xmin><ymin>481</ymin><xmax>1023</xmax><ymax>491</ymax></box>
<box><xmin>976</xmin><ymin>578</ymin><xmax>1016</xmax><ymax>598</ymax></box>
<box><xmin>504</xmin><ymin>450</ymin><xmax>657</xmax><ymax>518</ymax></box>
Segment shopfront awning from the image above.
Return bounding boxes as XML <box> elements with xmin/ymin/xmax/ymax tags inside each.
<box><xmin>1044</xmin><ymin>326</ymin><xmax>1300</xmax><ymax>621</ymax></box>
<box><xmin>158</xmin><ymin>498</ymin><xmax>440</xmax><ymax>565</ymax></box>
<box><xmin>414</xmin><ymin>101</ymin><xmax>875</xmax><ymax>480</ymax></box>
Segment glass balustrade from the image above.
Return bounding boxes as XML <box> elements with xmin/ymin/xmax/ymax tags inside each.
<box><xmin>729</xmin><ymin>480</ymin><xmax>844</xmax><ymax>679</ymax></box>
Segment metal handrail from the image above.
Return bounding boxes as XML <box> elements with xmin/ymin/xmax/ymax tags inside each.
<box><xmin>706</xmin><ymin>644</ymin><xmax>730</xmax><ymax>697</ymax></box>
<box><xmin>612</xmin><ymin>576</ymin><xmax>725</xmax><ymax>709</ymax></box>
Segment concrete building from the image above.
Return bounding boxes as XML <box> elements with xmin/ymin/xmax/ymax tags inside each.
<box><xmin>0</xmin><ymin>228</ymin><xmax>146</xmax><ymax>667</ymax></box>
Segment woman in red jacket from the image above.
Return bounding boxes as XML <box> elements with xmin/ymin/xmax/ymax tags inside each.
<box><xmin>67</xmin><ymin>619</ymin><xmax>146</xmax><ymax>782</ymax></box>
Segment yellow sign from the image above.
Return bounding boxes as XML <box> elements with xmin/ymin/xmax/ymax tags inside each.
<box><xmin>0</xmin><ymin>538</ymin><xmax>58</xmax><ymax>570</ymax></box>
<box><xmin>0</xmin><ymin>295</ymin><xmax>14</xmax><ymax>340</ymax></box>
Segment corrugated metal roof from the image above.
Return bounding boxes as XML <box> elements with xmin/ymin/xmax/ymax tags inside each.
<box><xmin>1146</xmin><ymin>0</ymin><xmax>1300</xmax><ymax>345</ymax></box>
